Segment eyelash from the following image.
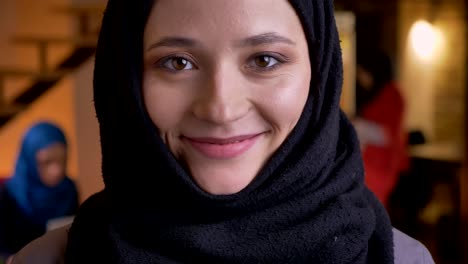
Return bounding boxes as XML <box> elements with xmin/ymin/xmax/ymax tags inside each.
<box><xmin>153</xmin><ymin>52</ymin><xmax>288</xmax><ymax>73</ymax></box>
<box><xmin>246</xmin><ymin>52</ymin><xmax>288</xmax><ymax>72</ymax></box>
<box><xmin>154</xmin><ymin>54</ymin><xmax>197</xmax><ymax>72</ymax></box>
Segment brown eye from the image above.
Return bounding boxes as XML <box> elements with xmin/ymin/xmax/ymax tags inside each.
<box><xmin>172</xmin><ymin>57</ymin><xmax>189</xmax><ymax>70</ymax></box>
<box><xmin>160</xmin><ymin>56</ymin><xmax>195</xmax><ymax>71</ymax></box>
<box><xmin>255</xmin><ymin>56</ymin><xmax>272</xmax><ymax>68</ymax></box>
<box><xmin>251</xmin><ymin>55</ymin><xmax>281</xmax><ymax>70</ymax></box>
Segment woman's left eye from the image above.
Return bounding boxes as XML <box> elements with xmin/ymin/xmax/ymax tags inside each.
<box><xmin>248</xmin><ymin>54</ymin><xmax>283</xmax><ymax>70</ymax></box>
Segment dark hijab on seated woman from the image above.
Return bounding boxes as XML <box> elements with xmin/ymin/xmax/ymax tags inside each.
<box><xmin>65</xmin><ymin>0</ymin><xmax>394</xmax><ymax>263</ymax></box>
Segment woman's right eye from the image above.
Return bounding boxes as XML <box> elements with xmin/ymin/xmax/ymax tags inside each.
<box><xmin>158</xmin><ymin>56</ymin><xmax>196</xmax><ymax>71</ymax></box>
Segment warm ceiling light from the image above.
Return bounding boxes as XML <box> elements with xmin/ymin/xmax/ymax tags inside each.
<box><xmin>410</xmin><ymin>20</ymin><xmax>439</xmax><ymax>60</ymax></box>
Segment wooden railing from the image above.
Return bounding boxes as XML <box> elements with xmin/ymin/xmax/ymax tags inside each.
<box><xmin>0</xmin><ymin>4</ymin><xmax>105</xmax><ymax>127</ymax></box>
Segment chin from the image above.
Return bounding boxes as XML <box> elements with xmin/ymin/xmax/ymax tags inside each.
<box><xmin>190</xmin><ymin>166</ymin><xmax>258</xmax><ymax>195</ymax></box>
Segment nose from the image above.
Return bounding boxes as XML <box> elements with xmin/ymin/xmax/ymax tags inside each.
<box><xmin>47</xmin><ymin>163</ymin><xmax>65</xmax><ymax>183</ymax></box>
<box><xmin>192</xmin><ymin>66</ymin><xmax>249</xmax><ymax>124</ymax></box>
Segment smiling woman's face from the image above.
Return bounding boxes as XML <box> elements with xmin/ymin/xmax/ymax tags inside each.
<box><xmin>143</xmin><ymin>0</ymin><xmax>311</xmax><ymax>195</ymax></box>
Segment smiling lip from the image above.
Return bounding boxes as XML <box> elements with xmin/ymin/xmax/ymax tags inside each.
<box><xmin>183</xmin><ymin>133</ymin><xmax>263</xmax><ymax>159</ymax></box>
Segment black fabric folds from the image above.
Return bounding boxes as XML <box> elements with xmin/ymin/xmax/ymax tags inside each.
<box><xmin>65</xmin><ymin>0</ymin><xmax>394</xmax><ymax>263</ymax></box>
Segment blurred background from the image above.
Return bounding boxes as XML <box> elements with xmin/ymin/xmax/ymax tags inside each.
<box><xmin>0</xmin><ymin>0</ymin><xmax>466</xmax><ymax>263</ymax></box>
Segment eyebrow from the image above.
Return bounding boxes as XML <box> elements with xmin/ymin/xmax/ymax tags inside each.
<box><xmin>146</xmin><ymin>37</ymin><xmax>198</xmax><ymax>51</ymax></box>
<box><xmin>146</xmin><ymin>32</ymin><xmax>296</xmax><ymax>52</ymax></box>
<box><xmin>236</xmin><ymin>32</ymin><xmax>296</xmax><ymax>47</ymax></box>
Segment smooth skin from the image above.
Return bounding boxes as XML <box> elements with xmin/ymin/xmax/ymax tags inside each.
<box><xmin>143</xmin><ymin>0</ymin><xmax>311</xmax><ymax>195</ymax></box>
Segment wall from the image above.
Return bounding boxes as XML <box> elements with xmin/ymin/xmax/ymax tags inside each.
<box><xmin>398</xmin><ymin>0</ymin><xmax>466</xmax><ymax>146</ymax></box>
<box><xmin>461</xmin><ymin>0</ymin><xmax>468</xmax><ymax>261</ymax></box>
<box><xmin>0</xmin><ymin>0</ymin><xmax>16</xmax><ymax>67</ymax></box>
<box><xmin>6</xmin><ymin>0</ymin><xmax>74</xmax><ymax>100</ymax></box>
<box><xmin>73</xmin><ymin>58</ymin><xmax>103</xmax><ymax>201</ymax></box>
<box><xmin>431</xmin><ymin>4</ymin><xmax>466</xmax><ymax>143</ymax></box>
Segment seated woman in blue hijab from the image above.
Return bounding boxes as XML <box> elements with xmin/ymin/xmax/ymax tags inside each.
<box><xmin>0</xmin><ymin>121</ymin><xmax>78</xmax><ymax>259</ymax></box>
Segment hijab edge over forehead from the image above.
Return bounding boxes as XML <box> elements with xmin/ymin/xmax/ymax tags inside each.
<box><xmin>93</xmin><ymin>0</ymin><xmax>345</xmax><ymax>204</ymax></box>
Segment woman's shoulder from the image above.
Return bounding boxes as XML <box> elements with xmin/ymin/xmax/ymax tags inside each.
<box><xmin>393</xmin><ymin>228</ymin><xmax>435</xmax><ymax>264</ymax></box>
<box><xmin>10</xmin><ymin>226</ymin><xmax>436</xmax><ymax>264</ymax></box>
<box><xmin>10</xmin><ymin>225</ymin><xmax>69</xmax><ymax>264</ymax></box>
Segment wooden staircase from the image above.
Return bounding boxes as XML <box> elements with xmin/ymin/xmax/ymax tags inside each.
<box><xmin>0</xmin><ymin>4</ymin><xmax>105</xmax><ymax>127</ymax></box>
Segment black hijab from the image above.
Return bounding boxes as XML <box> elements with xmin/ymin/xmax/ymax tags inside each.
<box><xmin>65</xmin><ymin>0</ymin><xmax>394</xmax><ymax>263</ymax></box>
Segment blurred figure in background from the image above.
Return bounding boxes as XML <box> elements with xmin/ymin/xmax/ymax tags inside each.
<box><xmin>353</xmin><ymin>50</ymin><xmax>409</xmax><ymax>208</ymax></box>
<box><xmin>0</xmin><ymin>122</ymin><xmax>78</xmax><ymax>260</ymax></box>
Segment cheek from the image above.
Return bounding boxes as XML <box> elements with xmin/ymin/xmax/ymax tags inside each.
<box><xmin>38</xmin><ymin>164</ymin><xmax>51</xmax><ymax>178</ymax></box>
<box><xmin>48</xmin><ymin>164</ymin><xmax>64</xmax><ymax>176</ymax></box>
<box><xmin>37</xmin><ymin>165</ymin><xmax>47</xmax><ymax>179</ymax></box>
<box><xmin>255</xmin><ymin>72</ymin><xmax>311</xmax><ymax>131</ymax></box>
<box><xmin>142</xmin><ymin>74</ymin><xmax>193</xmax><ymax>133</ymax></box>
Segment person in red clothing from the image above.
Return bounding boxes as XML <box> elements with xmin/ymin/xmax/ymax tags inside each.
<box><xmin>353</xmin><ymin>51</ymin><xmax>409</xmax><ymax>208</ymax></box>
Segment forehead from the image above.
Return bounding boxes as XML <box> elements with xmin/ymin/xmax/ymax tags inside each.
<box><xmin>36</xmin><ymin>143</ymin><xmax>66</xmax><ymax>160</ymax></box>
<box><xmin>145</xmin><ymin>0</ymin><xmax>304</xmax><ymax>44</ymax></box>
